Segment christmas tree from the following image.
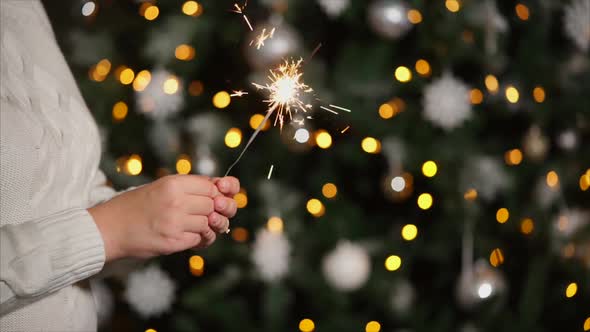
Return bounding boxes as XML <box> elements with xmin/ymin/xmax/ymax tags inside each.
<box><xmin>45</xmin><ymin>0</ymin><xmax>589</xmax><ymax>331</ymax></box>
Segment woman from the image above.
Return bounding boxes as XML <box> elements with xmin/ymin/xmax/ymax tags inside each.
<box><xmin>0</xmin><ymin>1</ymin><xmax>240</xmax><ymax>331</ymax></box>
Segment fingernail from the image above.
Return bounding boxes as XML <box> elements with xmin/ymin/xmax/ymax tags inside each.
<box><xmin>219</xmin><ymin>180</ymin><xmax>229</xmax><ymax>192</ymax></box>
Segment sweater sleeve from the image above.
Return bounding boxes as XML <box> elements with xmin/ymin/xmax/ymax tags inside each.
<box><xmin>0</xmin><ymin>208</ymin><xmax>106</xmax><ymax>315</ymax></box>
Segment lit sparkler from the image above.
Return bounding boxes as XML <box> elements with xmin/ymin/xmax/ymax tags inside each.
<box><xmin>232</xmin><ymin>2</ymin><xmax>253</xmax><ymax>31</ymax></box>
<box><xmin>267</xmin><ymin>164</ymin><xmax>274</xmax><ymax>179</ymax></box>
<box><xmin>230</xmin><ymin>90</ymin><xmax>248</xmax><ymax>97</ymax></box>
<box><xmin>250</xmin><ymin>27</ymin><xmax>276</xmax><ymax>49</ymax></box>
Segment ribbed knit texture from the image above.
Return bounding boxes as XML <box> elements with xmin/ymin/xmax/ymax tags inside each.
<box><xmin>0</xmin><ymin>1</ymin><xmax>115</xmax><ymax>331</ymax></box>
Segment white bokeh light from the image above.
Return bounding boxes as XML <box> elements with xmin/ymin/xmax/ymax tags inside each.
<box><xmin>477</xmin><ymin>282</ymin><xmax>492</xmax><ymax>299</ymax></box>
<box><xmin>390</xmin><ymin>176</ymin><xmax>406</xmax><ymax>192</ymax></box>
<box><xmin>294</xmin><ymin>128</ymin><xmax>310</xmax><ymax>143</ymax></box>
<box><xmin>81</xmin><ymin>1</ymin><xmax>96</xmax><ymax>16</ymax></box>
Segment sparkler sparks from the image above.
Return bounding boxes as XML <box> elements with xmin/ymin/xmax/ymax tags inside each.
<box><xmin>230</xmin><ymin>90</ymin><xmax>249</xmax><ymax>97</ymax></box>
<box><xmin>250</xmin><ymin>28</ymin><xmax>276</xmax><ymax>49</ymax></box>
<box><xmin>232</xmin><ymin>2</ymin><xmax>253</xmax><ymax>31</ymax></box>
<box><xmin>341</xmin><ymin>126</ymin><xmax>350</xmax><ymax>133</ymax></box>
<box><xmin>267</xmin><ymin>164</ymin><xmax>274</xmax><ymax>179</ymax></box>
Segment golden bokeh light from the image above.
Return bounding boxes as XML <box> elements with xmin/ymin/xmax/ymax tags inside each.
<box><xmin>378</xmin><ymin>103</ymin><xmax>394</xmax><ymax>119</ymax></box>
<box><xmin>496</xmin><ymin>208</ymin><xmax>509</xmax><ymax>224</ymax></box>
<box><xmin>144</xmin><ymin>5</ymin><xmax>159</xmax><ymax>20</ymax></box>
<box><xmin>520</xmin><ymin>218</ymin><xmax>534</xmax><ymax>235</ymax></box>
<box><xmin>385</xmin><ymin>255</ymin><xmax>402</xmax><ymax>271</ymax></box>
<box><xmin>213</xmin><ymin>91</ymin><xmax>231</xmax><ymax>109</ymax></box>
<box><xmin>315</xmin><ymin>130</ymin><xmax>333</xmax><ymax>149</ymax></box>
<box><xmin>176</xmin><ymin>156</ymin><xmax>192</xmax><ymax>174</ymax></box>
<box><xmin>145</xmin><ymin>329</ymin><xmax>157</xmax><ymax>332</ymax></box>
<box><xmin>362</xmin><ymin>137</ymin><xmax>381</xmax><ymax>154</ymax></box>
<box><xmin>401</xmin><ymin>224</ymin><xmax>418</xmax><ymax>241</ymax></box>
<box><xmin>417</xmin><ymin>193</ymin><xmax>433</xmax><ymax>210</ymax></box>
<box><xmin>112</xmin><ymin>101</ymin><xmax>128</xmax><ymax>122</ymax></box>
<box><xmin>249</xmin><ymin>113</ymin><xmax>271</xmax><ymax>131</ymax></box>
<box><xmin>133</xmin><ymin>70</ymin><xmax>151</xmax><ymax>92</ymax></box>
<box><xmin>126</xmin><ymin>155</ymin><xmax>143</xmax><ymax>176</ymax></box>
<box><xmin>415</xmin><ymin>59</ymin><xmax>431</xmax><ymax>76</ymax></box>
<box><xmin>533</xmin><ymin>86</ymin><xmax>545</xmax><ymax>103</ymax></box>
<box><xmin>182</xmin><ymin>1</ymin><xmax>200</xmax><ymax>16</ymax></box>
<box><xmin>163</xmin><ymin>77</ymin><xmax>180</xmax><ymax>94</ymax></box>
<box><xmin>546</xmin><ymin>170</ymin><xmax>559</xmax><ymax>188</ymax></box>
<box><xmin>505</xmin><ymin>149</ymin><xmax>523</xmax><ymax>166</ymax></box>
<box><xmin>234</xmin><ymin>190</ymin><xmax>248</xmax><ymax>208</ymax></box>
<box><xmin>267</xmin><ymin>216</ymin><xmax>284</xmax><ymax>233</ymax></box>
<box><xmin>515</xmin><ymin>3</ymin><xmax>530</xmax><ymax>21</ymax></box>
<box><xmin>485</xmin><ymin>74</ymin><xmax>499</xmax><ymax>93</ymax></box>
<box><xmin>489</xmin><ymin>248</ymin><xmax>505</xmax><ymax>267</ymax></box>
<box><xmin>470</xmin><ymin>88</ymin><xmax>484</xmax><ymax>105</ymax></box>
<box><xmin>119</xmin><ymin>68</ymin><xmax>135</xmax><ymax>85</ymax></box>
<box><xmin>175</xmin><ymin>44</ymin><xmax>195</xmax><ymax>61</ymax></box>
<box><xmin>224</xmin><ymin>128</ymin><xmax>242</xmax><ymax>148</ymax></box>
<box><xmin>407</xmin><ymin>9</ymin><xmax>423</xmax><ymax>24</ymax></box>
<box><xmin>505</xmin><ymin>86</ymin><xmax>519</xmax><ymax>103</ymax></box>
<box><xmin>299</xmin><ymin>319</ymin><xmax>315</xmax><ymax>332</ymax></box>
<box><xmin>95</xmin><ymin>59</ymin><xmax>111</xmax><ymax>76</ymax></box>
<box><xmin>89</xmin><ymin>66</ymin><xmax>107</xmax><ymax>82</ymax></box>
<box><xmin>306</xmin><ymin>198</ymin><xmax>325</xmax><ymax>217</ymax></box>
<box><xmin>189</xmin><ymin>255</ymin><xmax>204</xmax><ymax>276</ymax></box>
<box><xmin>584</xmin><ymin>317</ymin><xmax>590</xmax><ymax>331</ymax></box>
<box><xmin>139</xmin><ymin>2</ymin><xmax>151</xmax><ymax>16</ymax></box>
<box><xmin>365</xmin><ymin>321</ymin><xmax>381</xmax><ymax>332</ymax></box>
<box><xmin>394</xmin><ymin>66</ymin><xmax>412</xmax><ymax>83</ymax></box>
<box><xmin>580</xmin><ymin>173</ymin><xmax>590</xmax><ymax>191</ymax></box>
<box><xmin>463</xmin><ymin>188</ymin><xmax>478</xmax><ymax>201</ymax></box>
<box><xmin>422</xmin><ymin>161</ymin><xmax>438</xmax><ymax>177</ymax></box>
<box><xmin>232</xmin><ymin>227</ymin><xmax>249</xmax><ymax>242</ymax></box>
<box><xmin>565</xmin><ymin>282</ymin><xmax>578</xmax><ymax>298</ymax></box>
<box><xmin>322</xmin><ymin>183</ymin><xmax>338</xmax><ymax>199</ymax></box>
<box><xmin>188</xmin><ymin>80</ymin><xmax>204</xmax><ymax>96</ymax></box>
<box><xmin>445</xmin><ymin>0</ymin><xmax>460</xmax><ymax>12</ymax></box>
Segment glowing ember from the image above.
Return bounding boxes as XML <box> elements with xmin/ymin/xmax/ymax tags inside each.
<box><xmin>232</xmin><ymin>2</ymin><xmax>253</xmax><ymax>31</ymax></box>
<box><xmin>230</xmin><ymin>90</ymin><xmax>248</xmax><ymax>97</ymax></box>
<box><xmin>250</xmin><ymin>28</ymin><xmax>276</xmax><ymax>49</ymax></box>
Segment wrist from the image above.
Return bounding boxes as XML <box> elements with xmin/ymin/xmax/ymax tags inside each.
<box><xmin>88</xmin><ymin>203</ymin><xmax>125</xmax><ymax>262</ymax></box>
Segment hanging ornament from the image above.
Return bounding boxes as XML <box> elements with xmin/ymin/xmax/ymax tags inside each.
<box><xmin>367</xmin><ymin>0</ymin><xmax>412</xmax><ymax>40</ymax></box>
<box><xmin>244</xmin><ymin>17</ymin><xmax>303</xmax><ymax>70</ymax></box>
<box><xmin>467</xmin><ymin>0</ymin><xmax>508</xmax><ymax>56</ymax></box>
<box><xmin>390</xmin><ymin>278</ymin><xmax>415</xmax><ymax>316</ymax></box>
<box><xmin>90</xmin><ymin>280</ymin><xmax>114</xmax><ymax>326</ymax></box>
<box><xmin>456</xmin><ymin>259</ymin><xmax>507</xmax><ymax>310</ymax></box>
<box><xmin>534</xmin><ymin>176</ymin><xmax>560</xmax><ymax>209</ymax></box>
<box><xmin>522</xmin><ymin>125</ymin><xmax>549</xmax><ymax>161</ymax></box>
<box><xmin>124</xmin><ymin>265</ymin><xmax>176</xmax><ymax>318</ymax></box>
<box><xmin>322</xmin><ymin>241</ymin><xmax>371</xmax><ymax>291</ymax></box>
<box><xmin>193</xmin><ymin>145</ymin><xmax>218</xmax><ymax>177</ymax></box>
<box><xmin>136</xmin><ymin>69</ymin><xmax>184</xmax><ymax>119</ymax></box>
<box><xmin>553</xmin><ymin>208</ymin><xmax>589</xmax><ymax>240</ymax></box>
<box><xmin>557</xmin><ymin>129</ymin><xmax>579</xmax><ymax>151</ymax></box>
<box><xmin>318</xmin><ymin>0</ymin><xmax>351</xmax><ymax>18</ymax></box>
<box><xmin>143</xmin><ymin>16</ymin><xmax>197</xmax><ymax>64</ymax></box>
<box><xmin>148</xmin><ymin>120</ymin><xmax>181</xmax><ymax>162</ymax></box>
<box><xmin>251</xmin><ymin>228</ymin><xmax>291</xmax><ymax>282</ymax></box>
<box><xmin>461</xmin><ymin>156</ymin><xmax>509</xmax><ymax>201</ymax></box>
<box><xmin>563</xmin><ymin>0</ymin><xmax>590</xmax><ymax>53</ymax></box>
<box><xmin>422</xmin><ymin>73</ymin><xmax>472</xmax><ymax>131</ymax></box>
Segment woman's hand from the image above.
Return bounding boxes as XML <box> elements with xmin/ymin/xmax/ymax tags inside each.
<box><xmin>88</xmin><ymin>175</ymin><xmax>235</xmax><ymax>262</ymax></box>
<box><xmin>207</xmin><ymin>177</ymin><xmax>240</xmax><ymax>234</ymax></box>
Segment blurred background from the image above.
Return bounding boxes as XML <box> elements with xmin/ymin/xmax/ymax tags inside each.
<box><xmin>43</xmin><ymin>0</ymin><xmax>589</xmax><ymax>331</ymax></box>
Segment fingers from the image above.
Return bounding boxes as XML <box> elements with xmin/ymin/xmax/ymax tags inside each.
<box><xmin>182</xmin><ymin>215</ymin><xmax>211</xmax><ymax>233</ymax></box>
<box><xmin>214</xmin><ymin>177</ymin><xmax>240</xmax><ymax>196</ymax></box>
<box><xmin>173</xmin><ymin>175</ymin><xmax>217</xmax><ymax>196</ymax></box>
<box><xmin>199</xmin><ymin>227</ymin><xmax>217</xmax><ymax>247</ymax></box>
<box><xmin>182</xmin><ymin>196</ymin><xmax>215</xmax><ymax>216</ymax></box>
<box><xmin>214</xmin><ymin>195</ymin><xmax>237</xmax><ymax>218</ymax></box>
<box><xmin>208</xmin><ymin>212</ymin><xmax>230</xmax><ymax>234</ymax></box>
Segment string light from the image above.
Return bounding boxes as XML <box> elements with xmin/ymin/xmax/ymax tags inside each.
<box><xmin>533</xmin><ymin>86</ymin><xmax>545</xmax><ymax>103</ymax></box>
<box><xmin>144</xmin><ymin>5</ymin><xmax>159</xmax><ymax>20</ymax></box>
<box><xmin>365</xmin><ymin>321</ymin><xmax>381</xmax><ymax>332</ymax></box>
<box><xmin>565</xmin><ymin>282</ymin><xmax>578</xmax><ymax>298</ymax></box>
<box><xmin>464</xmin><ymin>188</ymin><xmax>478</xmax><ymax>201</ymax></box>
<box><xmin>175</xmin><ymin>44</ymin><xmax>196</xmax><ymax>61</ymax></box>
<box><xmin>133</xmin><ymin>70</ymin><xmax>151</xmax><ymax>92</ymax></box>
<box><xmin>189</xmin><ymin>255</ymin><xmax>205</xmax><ymax>276</ymax></box>
<box><xmin>505</xmin><ymin>149</ymin><xmax>523</xmax><ymax>165</ymax></box>
<box><xmin>401</xmin><ymin>224</ymin><xmax>418</xmax><ymax>241</ymax></box>
<box><xmin>546</xmin><ymin>170</ymin><xmax>559</xmax><ymax>188</ymax></box>
<box><xmin>306</xmin><ymin>198</ymin><xmax>325</xmax><ymax>217</ymax></box>
<box><xmin>415</xmin><ymin>59</ymin><xmax>431</xmax><ymax>76</ymax></box>
<box><xmin>580</xmin><ymin>172</ymin><xmax>590</xmax><ymax>191</ymax></box>
<box><xmin>232</xmin><ymin>227</ymin><xmax>249</xmax><ymax>242</ymax></box>
<box><xmin>315</xmin><ymin>130</ymin><xmax>332</xmax><ymax>149</ymax></box>
<box><xmin>213</xmin><ymin>91</ymin><xmax>231</xmax><ymax>109</ymax></box>
<box><xmin>505</xmin><ymin>86</ymin><xmax>519</xmax><ymax>103</ymax></box>
<box><xmin>322</xmin><ymin>183</ymin><xmax>338</xmax><ymax>199</ymax></box>
<box><xmin>485</xmin><ymin>75</ymin><xmax>499</xmax><ymax>93</ymax></box>
<box><xmin>95</xmin><ymin>59</ymin><xmax>111</xmax><ymax>76</ymax></box>
<box><xmin>584</xmin><ymin>317</ymin><xmax>590</xmax><ymax>331</ymax></box>
<box><xmin>267</xmin><ymin>216</ymin><xmax>284</xmax><ymax>233</ymax></box>
<box><xmin>224</xmin><ymin>128</ymin><xmax>242</xmax><ymax>148</ymax></box>
<box><xmin>112</xmin><ymin>101</ymin><xmax>128</xmax><ymax>122</ymax></box>
<box><xmin>163</xmin><ymin>77</ymin><xmax>180</xmax><ymax>94</ymax></box>
<box><xmin>445</xmin><ymin>0</ymin><xmax>460</xmax><ymax>12</ymax></box>
<box><xmin>81</xmin><ymin>1</ymin><xmax>97</xmax><ymax>16</ymax></box>
<box><xmin>520</xmin><ymin>218</ymin><xmax>534</xmax><ymax>235</ymax></box>
<box><xmin>188</xmin><ymin>81</ymin><xmax>204</xmax><ymax>96</ymax></box>
<box><xmin>470</xmin><ymin>88</ymin><xmax>484</xmax><ymax>104</ymax></box>
<box><xmin>385</xmin><ymin>255</ymin><xmax>402</xmax><ymax>271</ymax></box>
<box><xmin>496</xmin><ymin>208</ymin><xmax>509</xmax><ymax>224</ymax></box>
<box><xmin>249</xmin><ymin>114</ymin><xmax>270</xmax><ymax>131</ymax></box>
<box><xmin>407</xmin><ymin>9</ymin><xmax>423</xmax><ymax>24</ymax></box>
<box><xmin>417</xmin><ymin>193</ymin><xmax>433</xmax><ymax>210</ymax></box>
<box><xmin>361</xmin><ymin>137</ymin><xmax>381</xmax><ymax>154</ymax></box>
<box><xmin>378</xmin><ymin>103</ymin><xmax>394</xmax><ymax>119</ymax></box>
<box><xmin>394</xmin><ymin>66</ymin><xmax>412</xmax><ymax>83</ymax></box>
<box><xmin>515</xmin><ymin>3</ymin><xmax>530</xmax><ymax>21</ymax></box>
<box><xmin>390</xmin><ymin>176</ymin><xmax>406</xmax><ymax>192</ymax></box>
<box><xmin>299</xmin><ymin>319</ymin><xmax>315</xmax><ymax>332</ymax></box>
<box><xmin>234</xmin><ymin>189</ymin><xmax>248</xmax><ymax>208</ymax></box>
<box><xmin>145</xmin><ymin>329</ymin><xmax>157</xmax><ymax>332</ymax></box>
<box><xmin>126</xmin><ymin>155</ymin><xmax>143</xmax><ymax>176</ymax></box>
<box><xmin>182</xmin><ymin>1</ymin><xmax>200</xmax><ymax>16</ymax></box>
<box><xmin>176</xmin><ymin>155</ymin><xmax>192</xmax><ymax>174</ymax></box>
<box><xmin>119</xmin><ymin>68</ymin><xmax>135</xmax><ymax>85</ymax></box>
<box><xmin>294</xmin><ymin>128</ymin><xmax>310</xmax><ymax>143</ymax></box>
<box><xmin>489</xmin><ymin>248</ymin><xmax>504</xmax><ymax>267</ymax></box>
<box><xmin>421</xmin><ymin>161</ymin><xmax>438</xmax><ymax>177</ymax></box>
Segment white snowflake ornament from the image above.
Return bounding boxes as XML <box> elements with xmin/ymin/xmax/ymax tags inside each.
<box><xmin>136</xmin><ymin>69</ymin><xmax>184</xmax><ymax>120</ymax></box>
<box><xmin>422</xmin><ymin>73</ymin><xmax>472</xmax><ymax>131</ymax></box>
<box><xmin>461</xmin><ymin>156</ymin><xmax>509</xmax><ymax>201</ymax></box>
<box><xmin>251</xmin><ymin>229</ymin><xmax>291</xmax><ymax>282</ymax></box>
<box><xmin>322</xmin><ymin>241</ymin><xmax>371</xmax><ymax>291</ymax></box>
<box><xmin>318</xmin><ymin>0</ymin><xmax>350</xmax><ymax>18</ymax></box>
<box><xmin>564</xmin><ymin>0</ymin><xmax>590</xmax><ymax>52</ymax></box>
<box><xmin>124</xmin><ymin>265</ymin><xmax>176</xmax><ymax>318</ymax></box>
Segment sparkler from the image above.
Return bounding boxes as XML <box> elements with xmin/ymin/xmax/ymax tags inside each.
<box><xmin>267</xmin><ymin>165</ymin><xmax>274</xmax><ymax>179</ymax></box>
<box><xmin>232</xmin><ymin>2</ymin><xmax>253</xmax><ymax>31</ymax></box>
<box><xmin>249</xmin><ymin>27</ymin><xmax>276</xmax><ymax>49</ymax></box>
<box><xmin>230</xmin><ymin>90</ymin><xmax>248</xmax><ymax>97</ymax></box>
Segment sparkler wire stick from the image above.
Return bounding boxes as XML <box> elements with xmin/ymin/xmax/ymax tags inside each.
<box><xmin>224</xmin><ymin>104</ymin><xmax>277</xmax><ymax>176</ymax></box>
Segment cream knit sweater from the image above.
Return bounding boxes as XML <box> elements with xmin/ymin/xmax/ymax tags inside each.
<box><xmin>0</xmin><ymin>1</ymin><xmax>117</xmax><ymax>331</ymax></box>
